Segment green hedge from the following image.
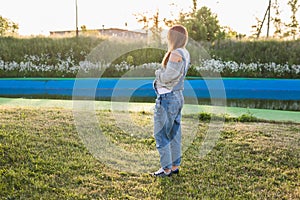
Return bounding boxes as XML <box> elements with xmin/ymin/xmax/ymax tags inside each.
<box><xmin>1</xmin><ymin>36</ymin><xmax>300</xmax><ymax>65</ymax></box>
<box><xmin>0</xmin><ymin>36</ymin><xmax>299</xmax><ymax>78</ymax></box>
<box><xmin>0</xmin><ymin>36</ymin><xmax>103</xmax><ymax>65</ymax></box>
<box><xmin>209</xmin><ymin>39</ymin><xmax>300</xmax><ymax>65</ymax></box>
<box><xmin>112</xmin><ymin>48</ymin><xmax>165</xmax><ymax>66</ymax></box>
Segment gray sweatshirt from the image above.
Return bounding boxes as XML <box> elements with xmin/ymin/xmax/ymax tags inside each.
<box><xmin>154</xmin><ymin>48</ymin><xmax>189</xmax><ymax>91</ymax></box>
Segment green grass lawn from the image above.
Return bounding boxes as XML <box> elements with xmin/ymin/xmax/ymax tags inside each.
<box><xmin>1</xmin><ymin>97</ymin><xmax>299</xmax><ymax>123</ymax></box>
<box><xmin>0</xmin><ymin>105</ymin><xmax>299</xmax><ymax>199</ymax></box>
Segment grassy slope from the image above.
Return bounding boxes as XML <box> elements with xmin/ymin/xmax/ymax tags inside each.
<box><xmin>0</xmin><ymin>106</ymin><xmax>299</xmax><ymax>199</ymax></box>
<box><xmin>0</xmin><ymin>97</ymin><xmax>299</xmax><ymax>123</ymax></box>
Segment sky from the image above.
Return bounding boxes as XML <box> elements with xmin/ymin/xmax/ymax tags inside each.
<box><xmin>0</xmin><ymin>0</ymin><xmax>294</xmax><ymax>36</ymax></box>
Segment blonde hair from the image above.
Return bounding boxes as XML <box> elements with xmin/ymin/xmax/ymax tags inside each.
<box><xmin>162</xmin><ymin>25</ymin><xmax>188</xmax><ymax>67</ymax></box>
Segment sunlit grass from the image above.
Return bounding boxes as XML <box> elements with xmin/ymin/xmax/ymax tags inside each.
<box><xmin>0</xmin><ymin>106</ymin><xmax>299</xmax><ymax>199</ymax></box>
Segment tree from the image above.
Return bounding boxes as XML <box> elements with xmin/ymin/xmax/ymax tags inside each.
<box><xmin>179</xmin><ymin>7</ymin><xmax>224</xmax><ymax>42</ymax></box>
<box><xmin>135</xmin><ymin>12</ymin><xmax>150</xmax><ymax>38</ymax></box>
<box><xmin>149</xmin><ymin>10</ymin><xmax>163</xmax><ymax>44</ymax></box>
<box><xmin>285</xmin><ymin>0</ymin><xmax>299</xmax><ymax>39</ymax></box>
<box><xmin>222</xmin><ymin>26</ymin><xmax>246</xmax><ymax>39</ymax></box>
<box><xmin>81</xmin><ymin>25</ymin><xmax>87</xmax><ymax>32</ymax></box>
<box><xmin>250</xmin><ymin>0</ymin><xmax>299</xmax><ymax>39</ymax></box>
<box><xmin>192</xmin><ymin>0</ymin><xmax>197</xmax><ymax>14</ymax></box>
<box><xmin>250</xmin><ymin>17</ymin><xmax>263</xmax><ymax>38</ymax></box>
<box><xmin>0</xmin><ymin>16</ymin><xmax>19</xmax><ymax>36</ymax></box>
<box><xmin>272</xmin><ymin>0</ymin><xmax>284</xmax><ymax>38</ymax></box>
<box><xmin>252</xmin><ymin>0</ymin><xmax>272</xmax><ymax>38</ymax></box>
<box><xmin>135</xmin><ymin>10</ymin><xmax>163</xmax><ymax>45</ymax></box>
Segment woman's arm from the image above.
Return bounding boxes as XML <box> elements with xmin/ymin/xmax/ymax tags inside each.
<box><xmin>155</xmin><ymin>51</ymin><xmax>183</xmax><ymax>83</ymax></box>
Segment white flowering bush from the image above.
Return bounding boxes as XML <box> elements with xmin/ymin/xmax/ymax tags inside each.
<box><xmin>0</xmin><ymin>55</ymin><xmax>161</xmax><ymax>78</ymax></box>
<box><xmin>0</xmin><ymin>55</ymin><xmax>299</xmax><ymax>78</ymax></box>
<box><xmin>188</xmin><ymin>59</ymin><xmax>300</xmax><ymax>78</ymax></box>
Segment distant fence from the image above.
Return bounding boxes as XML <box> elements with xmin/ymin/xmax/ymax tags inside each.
<box><xmin>0</xmin><ymin>78</ymin><xmax>299</xmax><ymax>111</ymax></box>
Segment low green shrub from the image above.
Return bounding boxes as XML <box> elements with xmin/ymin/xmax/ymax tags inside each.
<box><xmin>0</xmin><ymin>36</ymin><xmax>103</xmax><ymax>64</ymax></box>
<box><xmin>0</xmin><ymin>36</ymin><xmax>300</xmax><ymax>78</ymax></box>
<box><xmin>209</xmin><ymin>39</ymin><xmax>300</xmax><ymax>65</ymax></box>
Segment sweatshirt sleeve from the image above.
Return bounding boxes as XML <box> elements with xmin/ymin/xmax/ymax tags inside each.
<box><xmin>156</xmin><ymin>61</ymin><xmax>183</xmax><ymax>84</ymax></box>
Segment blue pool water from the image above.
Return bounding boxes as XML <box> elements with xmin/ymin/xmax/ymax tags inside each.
<box><xmin>0</xmin><ymin>78</ymin><xmax>299</xmax><ymax>110</ymax></box>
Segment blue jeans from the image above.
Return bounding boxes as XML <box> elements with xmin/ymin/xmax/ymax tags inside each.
<box><xmin>154</xmin><ymin>90</ymin><xmax>184</xmax><ymax>170</ymax></box>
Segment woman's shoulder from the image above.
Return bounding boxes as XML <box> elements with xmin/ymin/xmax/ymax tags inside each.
<box><xmin>173</xmin><ymin>48</ymin><xmax>189</xmax><ymax>55</ymax></box>
<box><xmin>172</xmin><ymin>48</ymin><xmax>189</xmax><ymax>59</ymax></box>
<box><xmin>170</xmin><ymin>50</ymin><xmax>182</xmax><ymax>63</ymax></box>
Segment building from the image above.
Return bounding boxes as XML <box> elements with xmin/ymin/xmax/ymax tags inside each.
<box><xmin>50</xmin><ymin>28</ymin><xmax>147</xmax><ymax>39</ymax></box>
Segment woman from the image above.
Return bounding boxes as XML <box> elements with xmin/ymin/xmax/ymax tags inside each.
<box><xmin>152</xmin><ymin>25</ymin><xmax>190</xmax><ymax>177</ymax></box>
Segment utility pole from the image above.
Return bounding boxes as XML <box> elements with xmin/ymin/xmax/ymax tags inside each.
<box><xmin>257</xmin><ymin>0</ymin><xmax>272</xmax><ymax>38</ymax></box>
<box><xmin>267</xmin><ymin>0</ymin><xmax>271</xmax><ymax>37</ymax></box>
<box><xmin>75</xmin><ymin>0</ymin><xmax>79</xmax><ymax>37</ymax></box>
